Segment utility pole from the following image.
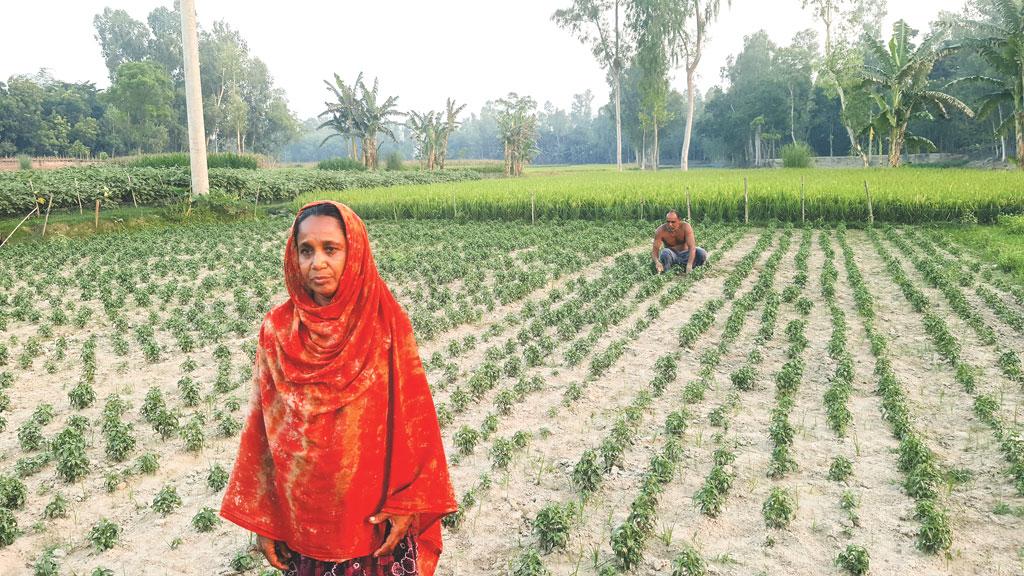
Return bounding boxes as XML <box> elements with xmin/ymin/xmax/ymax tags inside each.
<box><xmin>180</xmin><ymin>0</ymin><xmax>209</xmax><ymax>195</ymax></box>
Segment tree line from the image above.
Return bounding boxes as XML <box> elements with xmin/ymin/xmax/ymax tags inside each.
<box><xmin>3</xmin><ymin>0</ymin><xmax>1021</xmax><ymax>170</ymax></box>
<box><xmin>0</xmin><ymin>4</ymin><xmax>299</xmax><ymax>158</ymax></box>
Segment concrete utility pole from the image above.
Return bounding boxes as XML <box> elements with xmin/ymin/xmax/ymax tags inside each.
<box><xmin>180</xmin><ymin>0</ymin><xmax>209</xmax><ymax>195</ymax></box>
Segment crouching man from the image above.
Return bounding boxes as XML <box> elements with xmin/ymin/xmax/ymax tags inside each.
<box><xmin>652</xmin><ymin>210</ymin><xmax>708</xmax><ymax>274</ymax></box>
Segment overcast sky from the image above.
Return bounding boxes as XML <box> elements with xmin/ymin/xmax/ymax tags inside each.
<box><xmin>2</xmin><ymin>0</ymin><xmax>970</xmax><ymax>120</ymax></box>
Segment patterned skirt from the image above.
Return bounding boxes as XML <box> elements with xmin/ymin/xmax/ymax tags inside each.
<box><xmin>283</xmin><ymin>533</ymin><xmax>418</xmax><ymax>576</ymax></box>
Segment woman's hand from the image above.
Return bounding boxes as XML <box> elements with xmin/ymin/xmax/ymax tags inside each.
<box><xmin>369</xmin><ymin>512</ymin><xmax>416</xmax><ymax>558</ymax></box>
<box><xmin>256</xmin><ymin>534</ymin><xmax>293</xmax><ymax>570</ymax></box>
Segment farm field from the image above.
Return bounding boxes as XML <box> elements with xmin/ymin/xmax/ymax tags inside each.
<box><xmin>300</xmin><ymin>168</ymin><xmax>1024</xmax><ymax>224</ymax></box>
<box><xmin>1</xmin><ymin>216</ymin><xmax>1024</xmax><ymax>575</ymax></box>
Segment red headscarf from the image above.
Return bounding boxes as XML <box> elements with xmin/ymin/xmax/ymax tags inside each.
<box><xmin>220</xmin><ymin>200</ymin><xmax>457</xmax><ymax>570</ymax></box>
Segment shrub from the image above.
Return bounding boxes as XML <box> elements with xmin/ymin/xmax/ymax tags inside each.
<box><xmin>835</xmin><ymin>544</ymin><xmax>870</xmax><ymax>575</ymax></box>
<box><xmin>385</xmin><ymin>151</ymin><xmax>405</xmax><ymax>171</ymax></box>
<box><xmin>192</xmin><ymin>507</ymin><xmax>221</xmax><ymax>532</ymax></box>
<box><xmin>828</xmin><ymin>456</ymin><xmax>854</xmax><ymax>483</ymax></box>
<box><xmin>136</xmin><ymin>452</ymin><xmax>160</xmax><ymax>475</ymax></box>
<box><xmin>0</xmin><ymin>508</ymin><xmax>17</xmax><ymax>546</ymax></box>
<box><xmin>43</xmin><ymin>494</ymin><xmax>68</xmax><ymax>519</ymax></box>
<box><xmin>17</xmin><ymin>155</ymin><xmax>32</xmax><ymax>171</ymax></box>
<box><xmin>88</xmin><ymin>518</ymin><xmax>120</xmax><ymax>551</ymax></box>
<box><xmin>762</xmin><ymin>487</ymin><xmax>796</xmax><ymax>529</ymax></box>
<box><xmin>533</xmin><ymin>502</ymin><xmax>577</xmax><ymax>552</ymax></box>
<box><xmin>52</xmin><ymin>426</ymin><xmax>89</xmax><ymax>482</ymax></box>
<box><xmin>33</xmin><ymin>548</ymin><xmax>59</xmax><ymax>576</ymax></box>
<box><xmin>208</xmin><ymin>463</ymin><xmax>229</xmax><ymax>491</ymax></box>
<box><xmin>781</xmin><ymin>142</ymin><xmax>813</xmax><ymax>168</ymax></box>
<box><xmin>0</xmin><ymin>475</ymin><xmax>28</xmax><ymax>510</ymax></box>
<box><xmin>126</xmin><ymin>152</ymin><xmax>259</xmax><ymax>169</ymax></box>
<box><xmin>317</xmin><ymin>157</ymin><xmax>366</xmax><ymax>171</ymax></box>
<box><xmin>152</xmin><ymin>485</ymin><xmax>182</xmax><ymax>516</ymax></box>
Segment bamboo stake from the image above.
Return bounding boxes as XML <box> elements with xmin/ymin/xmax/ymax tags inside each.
<box><xmin>743</xmin><ymin>177</ymin><xmax>749</xmax><ymax>224</ymax></box>
<box><xmin>253</xmin><ymin>185</ymin><xmax>260</xmax><ymax>219</ymax></box>
<box><xmin>0</xmin><ymin>205</ymin><xmax>39</xmax><ymax>249</ymax></box>
<box><xmin>531</xmin><ymin>192</ymin><xmax>535</xmax><ymax>225</ymax></box>
<box><xmin>864</xmin><ymin>180</ymin><xmax>874</xmax><ymax>226</ymax></box>
<box><xmin>128</xmin><ymin>171</ymin><xmax>137</xmax><ymax>208</ymax></box>
<box><xmin>41</xmin><ymin>194</ymin><xmax>53</xmax><ymax>238</ymax></box>
<box><xmin>800</xmin><ymin>177</ymin><xmax>805</xmax><ymax>223</ymax></box>
<box><xmin>95</xmin><ymin>199</ymin><xmax>100</xmax><ymax>229</ymax></box>
<box><xmin>75</xmin><ymin>178</ymin><xmax>83</xmax><ymax>214</ymax></box>
<box><xmin>686</xmin><ymin>186</ymin><xmax>692</xmax><ymax>222</ymax></box>
<box><xmin>27</xmin><ymin>181</ymin><xmax>36</xmax><ymax>218</ymax></box>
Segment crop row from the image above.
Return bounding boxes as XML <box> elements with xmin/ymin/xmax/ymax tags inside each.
<box><xmin>835</xmin><ymin>226</ymin><xmax>953</xmax><ymax>553</ymax></box>
<box><xmin>0</xmin><ymin>165</ymin><xmax>481</xmax><ymax>216</ymax></box>
<box><xmin>869</xmin><ymin>229</ymin><xmax>1024</xmax><ymax>495</ymax></box>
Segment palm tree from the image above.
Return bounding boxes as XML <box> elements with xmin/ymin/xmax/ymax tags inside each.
<box><xmin>439</xmin><ymin>98</ymin><xmax>467</xmax><ymax>169</ymax></box>
<box><xmin>957</xmin><ymin>0</ymin><xmax>1024</xmax><ymax>167</ymax></box>
<box><xmin>860</xmin><ymin>20</ymin><xmax>974</xmax><ymax>167</ymax></box>
<box><xmin>318</xmin><ymin>73</ymin><xmax>403</xmax><ymax>169</ymax></box>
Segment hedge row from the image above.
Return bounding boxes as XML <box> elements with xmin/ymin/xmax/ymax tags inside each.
<box><xmin>0</xmin><ymin>166</ymin><xmax>481</xmax><ymax>216</ymax></box>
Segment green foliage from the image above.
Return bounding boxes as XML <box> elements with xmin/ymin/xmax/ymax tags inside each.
<box><xmin>511</xmin><ymin>547</ymin><xmax>549</xmax><ymax>576</ymax></box>
<box><xmin>532</xmin><ymin>502</ymin><xmax>576</xmax><ymax>552</ymax></box>
<box><xmin>385</xmin><ymin>151</ymin><xmax>405</xmax><ymax>171</ymax></box>
<box><xmin>835</xmin><ymin>544</ymin><xmax>870</xmax><ymax>575</ymax></box>
<box><xmin>671</xmin><ymin>545</ymin><xmax>707</xmax><ymax>576</ymax></box>
<box><xmin>298</xmin><ymin>169</ymin><xmax>1024</xmax><ymax>225</ymax></box>
<box><xmin>780</xmin><ymin>142</ymin><xmax>813</xmax><ymax>168</ymax></box>
<box><xmin>0</xmin><ymin>475</ymin><xmax>28</xmax><ymax>510</ymax></box>
<box><xmin>33</xmin><ymin>548</ymin><xmax>59</xmax><ymax>576</ymax></box>
<box><xmin>151</xmin><ymin>485</ymin><xmax>182</xmax><ymax>516</ymax></box>
<box><xmin>43</xmin><ymin>494</ymin><xmax>68</xmax><ymax>519</ymax></box>
<box><xmin>762</xmin><ymin>487</ymin><xmax>796</xmax><ymax>529</ymax></box>
<box><xmin>828</xmin><ymin>456</ymin><xmax>854</xmax><ymax>483</ymax></box>
<box><xmin>52</xmin><ymin>426</ymin><xmax>90</xmax><ymax>482</ymax></box>
<box><xmin>317</xmin><ymin>157</ymin><xmax>367</xmax><ymax>171</ymax></box>
<box><xmin>136</xmin><ymin>452</ymin><xmax>160</xmax><ymax>475</ymax></box>
<box><xmin>229</xmin><ymin>551</ymin><xmax>260</xmax><ymax>571</ymax></box>
<box><xmin>126</xmin><ymin>152</ymin><xmax>259</xmax><ymax>169</ymax></box>
<box><xmin>0</xmin><ymin>508</ymin><xmax>17</xmax><ymax>546</ymax></box>
<box><xmin>208</xmin><ymin>463</ymin><xmax>230</xmax><ymax>491</ymax></box>
<box><xmin>0</xmin><ymin>166</ymin><xmax>481</xmax><ymax>217</ymax></box>
<box><xmin>191</xmin><ymin>507</ymin><xmax>221</xmax><ymax>532</ymax></box>
<box><xmin>88</xmin><ymin>518</ymin><xmax>120</xmax><ymax>551</ymax></box>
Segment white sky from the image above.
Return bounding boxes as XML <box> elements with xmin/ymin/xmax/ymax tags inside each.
<box><xmin>1</xmin><ymin>0</ymin><xmax>970</xmax><ymax>120</ymax></box>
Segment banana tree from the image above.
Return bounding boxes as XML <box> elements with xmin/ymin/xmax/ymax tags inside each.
<box><xmin>406</xmin><ymin>110</ymin><xmax>443</xmax><ymax>170</ymax></box>
<box><xmin>318</xmin><ymin>73</ymin><xmax>403</xmax><ymax>169</ymax></box>
<box><xmin>439</xmin><ymin>98</ymin><xmax>467</xmax><ymax>169</ymax></box>
<box><xmin>860</xmin><ymin>20</ymin><xmax>974</xmax><ymax>167</ymax></box>
<box><xmin>318</xmin><ymin>72</ymin><xmax>363</xmax><ymax>161</ymax></box>
<box><xmin>957</xmin><ymin>0</ymin><xmax>1024</xmax><ymax>167</ymax></box>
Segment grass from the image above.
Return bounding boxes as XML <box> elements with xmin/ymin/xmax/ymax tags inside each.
<box><xmin>946</xmin><ymin>215</ymin><xmax>1024</xmax><ymax>283</ymax></box>
<box><xmin>298</xmin><ymin>168</ymin><xmax>1024</xmax><ymax>224</ymax></box>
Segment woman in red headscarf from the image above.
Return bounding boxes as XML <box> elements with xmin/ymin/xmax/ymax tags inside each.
<box><xmin>220</xmin><ymin>201</ymin><xmax>457</xmax><ymax>576</ymax></box>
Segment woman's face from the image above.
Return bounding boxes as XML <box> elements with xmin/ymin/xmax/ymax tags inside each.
<box><xmin>295</xmin><ymin>214</ymin><xmax>347</xmax><ymax>306</ymax></box>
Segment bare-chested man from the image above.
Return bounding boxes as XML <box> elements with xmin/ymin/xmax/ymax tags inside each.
<box><xmin>652</xmin><ymin>210</ymin><xmax>708</xmax><ymax>274</ymax></box>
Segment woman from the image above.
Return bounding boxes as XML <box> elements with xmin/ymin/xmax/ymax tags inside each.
<box><xmin>220</xmin><ymin>200</ymin><xmax>458</xmax><ymax>576</ymax></box>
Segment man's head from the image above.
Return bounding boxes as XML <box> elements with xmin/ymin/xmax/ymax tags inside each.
<box><xmin>665</xmin><ymin>210</ymin><xmax>681</xmax><ymax>231</ymax></box>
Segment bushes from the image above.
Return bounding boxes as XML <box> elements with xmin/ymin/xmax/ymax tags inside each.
<box><xmin>781</xmin><ymin>142</ymin><xmax>813</xmax><ymax>168</ymax></box>
<box><xmin>317</xmin><ymin>157</ymin><xmax>366</xmax><ymax>171</ymax></box>
<box><xmin>0</xmin><ymin>166</ymin><xmax>481</xmax><ymax>216</ymax></box>
<box><xmin>126</xmin><ymin>152</ymin><xmax>259</xmax><ymax>169</ymax></box>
